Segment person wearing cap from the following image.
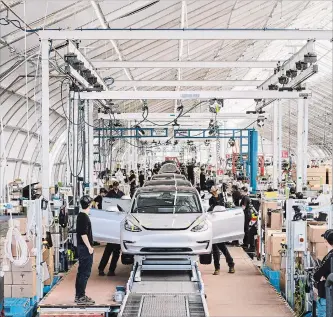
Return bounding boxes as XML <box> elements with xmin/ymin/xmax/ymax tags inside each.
<box><xmin>313</xmin><ymin>229</ymin><xmax>333</xmax><ymax>317</ymax></box>
<box><xmin>93</xmin><ymin>188</ymin><xmax>107</xmax><ymax>210</ymax></box>
<box><xmin>106</xmin><ymin>181</ymin><xmax>124</xmax><ymax>199</ymax></box>
<box><xmin>75</xmin><ymin>195</ymin><xmax>95</xmax><ymax>305</ymax></box>
<box><xmin>208</xmin><ymin>186</ymin><xmax>235</xmax><ymax>275</ymax></box>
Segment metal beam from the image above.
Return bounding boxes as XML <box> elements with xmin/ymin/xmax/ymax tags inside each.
<box><xmin>97</xmin><ymin>112</ymin><xmax>260</xmax><ymax>120</ymax></box>
<box><xmin>91</xmin><ymin>60</ymin><xmax>279</xmax><ymax>69</ymax></box>
<box><xmin>38</xmin><ymin>29</ymin><xmax>333</xmax><ymax>41</ymax></box>
<box><xmin>79</xmin><ymin>90</ymin><xmax>312</xmax><ymax>100</ymax></box>
<box><xmin>110</xmin><ymin>80</ymin><xmax>262</xmax><ymax>87</ymax></box>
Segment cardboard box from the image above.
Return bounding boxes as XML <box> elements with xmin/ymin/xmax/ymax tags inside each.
<box><xmin>308</xmin><ymin>224</ymin><xmax>327</xmax><ymax>243</ymax></box>
<box><xmin>262</xmin><ymin>201</ymin><xmax>278</xmax><ymax>223</ymax></box>
<box><xmin>309</xmin><ymin>242</ymin><xmax>328</xmax><ymax>260</ymax></box>
<box><xmin>4</xmin><ymin>285</ymin><xmax>12</xmax><ymax>297</ymax></box>
<box><xmin>11</xmin><ymin>256</ymin><xmax>36</xmax><ymax>272</ymax></box>
<box><xmin>12</xmin><ymin>271</ymin><xmax>36</xmax><ymax>285</ymax></box>
<box><xmin>42</xmin><ymin>248</ymin><xmax>54</xmax><ymax>286</ymax></box>
<box><xmin>268</xmin><ymin>233</ymin><xmax>286</xmax><ymax>256</ymax></box>
<box><xmin>11</xmin><ymin>284</ymin><xmax>36</xmax><ymax>298</ymax></box>
<box><xmin>268</xmin><ymin>211</ymin><xmax>283</xmax><ymax>230</ymax></box>
<box><xmin>265</xmin><ymin>229</ymin><xmax>283</xmax><ymax>255</ymax></box>
<box><xmin>4</xmin><ymin>271</ymin><xmax>12</xmax><ymax>285</ymax></box>
<box><xmin>267</xmin><ymin>260</ymin><xmax>282</xmax><ymax>271</ymax></box>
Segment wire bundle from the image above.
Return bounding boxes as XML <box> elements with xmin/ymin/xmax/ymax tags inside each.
<box><xmin>5</xmin><ymin>218</ymin><xmax>29</xmax><ymax>267</ymax></box>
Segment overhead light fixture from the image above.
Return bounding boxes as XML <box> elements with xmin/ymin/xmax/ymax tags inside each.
<box><xmin>296</xmin><ymin>61</ymin><xmax>308</xmax><ymax>71</ymax></box>
<box><xmin>304</xmin><ymin>52</ymin><xmax>317</xmax><ymax>64</ymax></box>
<box><xmin>257</xmin><ymin>114</ymin><xmax>266</xmax><ymax>128</ymax></box>
<box><xmin>268</xmin><ymin>84</ymin><xmax>279</xmax><ymax>91</ymax></box>
<box><xmin>278</xmin><ymin>75</ymin><xmax>289</xmax><ymax>85</ymax></box>
<box><xmin>228</xmin><ymin>138</ymin><xmax>235</xmax><ymax>147</ymax></box>
<box><xmin>286</xmin><ymin>69</ymin><xmax>297</xmax><ymax>78</ymax></box>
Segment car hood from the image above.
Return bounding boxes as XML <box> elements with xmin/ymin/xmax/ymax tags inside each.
<box><xmin>131</xmin><ymin>213</ymin><xmax>202</xmax><ymax>230</ymax></box>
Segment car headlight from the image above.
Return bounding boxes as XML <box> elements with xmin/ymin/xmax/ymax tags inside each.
<box><xmin>124</xmin><ymin>219</ymin><xmax>141</xmax><ymax>232</ymax></box>
<box><xmin>191</xmin><ymin>221</ymin><xmax>208</xmax><ymax>232</ymax></box>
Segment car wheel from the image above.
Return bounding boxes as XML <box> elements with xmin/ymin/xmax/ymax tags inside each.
<box><xmin>121</xmin><ymin>254</ymin><xmax>134</xmax><ymax>265</ymax></box>
<box><xmin>199</xmin><ymin>253</ymin><xmax>212</xmax><ymax>265</ymax></box>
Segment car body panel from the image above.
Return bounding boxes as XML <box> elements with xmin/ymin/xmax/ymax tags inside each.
<box><xmin>151</xmin><ymin>173</ymin><xmax>186</xmax><ymax>180</ymax></box>
<box><xmin>209</xmin><ymin>207</ymin><xmax>245</xmax><ymax>243</ymax></box>
<box><xmin>90</xmin><ymin>208</ymin><xmax>125</xmax><ymax>244</ymax></box>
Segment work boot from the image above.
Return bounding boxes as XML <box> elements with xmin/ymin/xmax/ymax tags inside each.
<box><xmin>107</xmin><ymin>271</ymin><xmax>116</xmax><ymax>277</ymax></box>
<box><xmin>77</xmin><ymin>296</ymin><xmax>95</xmax><ymax>306</ymax></box>
<box><xmin>228</xmin><ymin>266</ymin><xmax>235</xmax><ymax>274</ymax></box>
<box><xmin>99</xmin><ymin>271</ymin><xmax>105</xmax><ymax>276</ymax></box>
<box><xmin>213</xmin><ymin>269</ymin><xmax>220</xmax><ymax>275</ymax></box>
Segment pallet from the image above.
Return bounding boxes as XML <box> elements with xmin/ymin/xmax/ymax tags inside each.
<box><xmin>4</xmin><ymin>298</ymin><xmax>31</xmax><ymax>315</ymax></box>
<box><xmin>43</xmin><ymin>276</ymin><xmax>61</xmax><ymax>295</ymax></box>
<box><xmin>5</xmin><ymin>306</ymin><xmax>34</xmax><ymax>317</ymax></box>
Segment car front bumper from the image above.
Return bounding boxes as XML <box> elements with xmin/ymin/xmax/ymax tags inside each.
<box><xmin>121</xmin><ymin>227</ymin><xmax>212</xmax><ymax>255</ymax></box>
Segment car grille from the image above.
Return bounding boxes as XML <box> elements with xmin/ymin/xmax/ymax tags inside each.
<box><xmin>140</xmin><ymin>247</ymin><xmax>193</xmax><ymax>253</ymax></box>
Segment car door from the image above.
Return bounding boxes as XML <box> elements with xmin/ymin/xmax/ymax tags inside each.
<box><xmin>90</xmin><ymin>208</ymin><xmax>126</xmax><ymax>244</ymax></box>
<box><xmin>208</xmin><ymin>207</ymin><xmax>245</xmax><ymax>244</ymax></box>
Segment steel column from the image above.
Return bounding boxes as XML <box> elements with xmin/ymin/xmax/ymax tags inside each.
<box><xmin>297</xmin><ymin>99</ymin><xmax>304</xmax><ymax>192</ymax></box>
<box><xmin>303</xmin><ymin>98</ymin><xmax>308</xmax><ymax>188</ymax></box>
<box><xmin>249</xmin><ymin>130</ymin><xmax>258</xmax><ymax>192</ymax></box>
<box><xmin>277</xmin><ymin>101</ymin><xmax>283</xmax><ymax>185</ymax></box>
<box><xmin>41</xmin><ymin>39</ymin><xmax>50</xmax><ymax>200</ymax></box>
<box><xmin>273</xmin><ymin>102</ymin><xmax>278</xmax><ymax>189</ymax></box>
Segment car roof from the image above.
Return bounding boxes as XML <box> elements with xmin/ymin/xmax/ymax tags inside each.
<box><xmin>144</xmin><ymin>179</ymin><xmax>192</xmax><ymax>187</ymax></box>
<box><xmin>136</xmin><ymin>185</ymin><xmax>198</xmax><ymax>194</ymax></box>
<box><xmin>151</xmin><ymin>173</ymin><xmax>186</xmax><ymax>180</ymax></box>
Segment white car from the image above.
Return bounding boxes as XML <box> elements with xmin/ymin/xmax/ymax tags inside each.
<box><xmin>90</xmin><ymin>185</ymin><xmax>244</xmax><ymax>264</ymax></box>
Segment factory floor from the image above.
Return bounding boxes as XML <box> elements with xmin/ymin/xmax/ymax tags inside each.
<box><xmin>39</xmin><ymin>246</ymin><xmax>293</xmax><ymax>317</ymax></box>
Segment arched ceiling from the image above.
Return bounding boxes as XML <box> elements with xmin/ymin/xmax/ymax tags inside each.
<box><xmin>0</xmin><ymin>0</ymin><xmax>332</xmax><ymax>184</ymax></box>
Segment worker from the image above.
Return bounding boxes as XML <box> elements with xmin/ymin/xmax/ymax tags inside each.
<box><xmin>208</xmin><ymin>186</ymin><xmax>235</xmax><ymax>275</ymax></box>
<box><xmin>98</xmin><ymin>242</ymin><xmax>121</xmax><ymax>277</ymax></box>
<box><xmin>200</xmin><ymin>169</ymin><xmax>206</xmax><ymax>191</ymax></box>
<box><xmin>314</xmin><ymin>230</ymin><xmax>333</xmax><ymax>317</ymax></box>
<box><xmin>75</xmin><ymin>195</ymin><xmax>95</xmax><ymax>305</ymax></box>
<box><xmin>240</xmin><ymin>186</ymin><xmax>251</xmax><ymax>249</ymax></box>
<box><xmin>139</xmin><ymin>171</ymin><xmax>145</xmax><ymax>187</ymax></box>
<box><xmin>209</xmin><ymin>186</ymin><xmax>225</xmax><ymax>207</ymax></box>
<box><xmin>93</xmin><ymin>188</ymin><xmax>107</xmax><ymax>209</ymax></box>
<box><xmin>129</xmin><ymin>170</ymin><xmax>137</xmax><ymax>198</ymax></box>
<box><xmin>106</xmin><ymin>181</ymin><xmax>124</xmax><ymax>198</ymax></box>
<box><xmin>231</xmin><ymin>185</ymin><xmax>242</xmax><ymax>207</ymax></box>
<box><xmin>314</xmin><ymin>190</ymin><xmax>331</xmax><ymax>206</ymax></box>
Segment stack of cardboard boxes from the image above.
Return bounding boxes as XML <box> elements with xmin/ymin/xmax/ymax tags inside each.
<box><xmin>4</xmin><ymin>247</ymin><xmax>54</xmax><ymax>298</ymax></box>
<box><xmin>307</xmin><ymin>167</ymin><xmax>332</xmax><ymax>189</ymax></box>
<box><xmin>308</xmin><ymin>223</ymin><xmax>328</xmax><ymax>260</ymax></box>
<box><xmin>265</xmin><ymin>230</ymin><xmax>286</xmax><ymax>271</ymax></box>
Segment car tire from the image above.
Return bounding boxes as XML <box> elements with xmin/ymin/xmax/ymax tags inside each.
<box><xmin>199</xmin><ymin>253</ymin><xmax>212</xmax><ymax>265</ymax></box>
<box><xmin>121</xmin><ymin>254</ymin><xmax>134</xmax><ymax>265</ymax></box>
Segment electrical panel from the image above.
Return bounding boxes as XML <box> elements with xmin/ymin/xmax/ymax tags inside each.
<box><xmin>292</xmin><ymin>221</ymin><xmax>307</xmax><ymax>252</ymax></box>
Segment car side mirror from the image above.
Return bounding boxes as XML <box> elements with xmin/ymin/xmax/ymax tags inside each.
<box><xmin>117</xmin><ymin>204</ymin><xmax>125</xmax><ymax>212</ymax></box>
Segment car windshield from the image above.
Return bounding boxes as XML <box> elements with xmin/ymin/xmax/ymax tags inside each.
<box><xmin>132</xmin><ymin>191</ymin><xmax>201</xmax><ymax>214</ymax></box>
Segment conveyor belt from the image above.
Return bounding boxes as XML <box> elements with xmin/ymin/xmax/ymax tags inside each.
<box><xmin>121</xmin><ymin>294</ymin><xmax>205</xmax><ymax>317</ymax></box>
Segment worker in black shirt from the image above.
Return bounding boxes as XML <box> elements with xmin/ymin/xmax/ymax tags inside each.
<box><xmin>106</xmin><ymin>181</ymin><xmax>124</xmax><ymax>198</ymax></box>
<box><xmin>240</xmin><ymin>187</ymin><xmax>251</xmax><ymax>248</ymax></box>
<box><xmin>314</xmin><ymin>229</ymin><xmax>333</xmax><ymax>317</ymax></box>
<box><xmin>200</xmin><ymin>169</ymin><xmax>206</xmax><ymax>191</ymax></box>
<box><xmin>129</xmin><ymin>170</ymin><xmax>136</xmax><ymax>198</ymax></box>
<box><xmin>231</xmin><ymin>185</ymin><xmax>242</xmax><ymax>207</ymax></box>
<box><xmin>139</xmin><ymin>171</ymin><xmax>145</xmax><ymax>187</ymax></box>
<box><xmin>209</xmin><ymin>186</ymin><xmax>235</xmax><ymax>275</ymax></box>
<box><xmin>93</xmin><ymin>188</ymin><xmax>107</xmax><ymax>209</ymax></box>
<box><xmin>75</xmin><ymin>196</ymin><xmax>95</xmax><ymax>305</ymax></box>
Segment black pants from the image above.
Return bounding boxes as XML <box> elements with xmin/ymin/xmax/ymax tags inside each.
<box><xmin>98</xmin><ymin>243</ymin><xmax>120</xmax><ymax>273</ymax></box>
<box><xmin>243</xmin><ymin>211</ymin><xmax>251</xmax><ymax>246</ymax></box>
<box><xmin>75</xmin><ymin>245</ymin><xmax>93</xmax><ymax>298</ymax></box>
<box><xmin>213</xmin><ymin>243</ymin><xmax>234</xmax><ymax>270</ymax></box>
